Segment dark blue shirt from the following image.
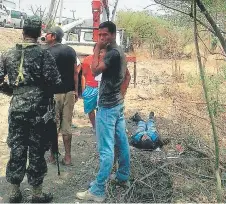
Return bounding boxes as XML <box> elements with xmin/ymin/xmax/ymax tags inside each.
<box><xmin>48</xmin><ymin>43</ymin><xmax>77</xmax><ymax>93</ymax></box>
<box><xmin>98</xmin><ymin>43</ymin><xmax>126</xmax><ymax>108</ymax></box>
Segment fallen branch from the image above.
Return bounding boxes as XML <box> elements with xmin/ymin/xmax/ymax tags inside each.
<box><xmin>183</xmin><ymin>140</ymin><xmax>226</xmax><ymax>171</ymax></box>
<box><xmin>140</xmin><ymin>162</ymin><xmax>170</xmax><ymax>181</ymax></box>
<box><xmin>123</xmin><ymin>162</ymin><xmax>170</xmax><ymax>200</ymax></box>
<box><xmin>184</xmin><ymin>140</ymin><xmax>211</xmax><ymax>158</ymax></box>
<box><xmin>170</xmin><ymin>163</ymin><xmax>215</xmax><ymax>180</ymax></box>
<box><xmin>137</xmin><ymin>180</ymin><xmax>156</xmax><ymax>202</ymax></box>
<box><xmin>137</xmin><ymin>94</ymin><xmax>152</xmax><ymax>100</ymax></box>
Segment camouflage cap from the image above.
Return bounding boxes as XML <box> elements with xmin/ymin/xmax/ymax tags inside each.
<box><xmin>23</xmin><ymin>15</ymin><xmax>42</xmax><ymax>29</ymax></box>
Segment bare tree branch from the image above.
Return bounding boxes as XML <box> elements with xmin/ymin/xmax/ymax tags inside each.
<box><xmin>197</xmin><ymin>34</ymin><xmax>226</xmax><ymax>57</ymax></box>
<box><xmin>152</xmin><ymin>0</ymin><xmax>216</xmax><ymax>34</ymax></box>
<box><xmin>196</xmin><ymin>0</ymin><xmax>226</xmax><ymax>54</ymax></box>
<box><xmin>29</xmin><ymin>5</ymin><xmax>35</xmax><ymax>15</ymax></box>
<box><xmin>40</xmin><ymin>8</ymin><xmax>46</xmax><ymax>19</ymax></box>
<box><xmin>143</xmin><ymin>4</ymin><xmax>157</xmax><ymax>10</ymax></box>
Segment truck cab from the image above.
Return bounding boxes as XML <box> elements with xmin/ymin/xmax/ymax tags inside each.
<box><xmin>4</xmin><ymin>8</ymin><xmax>23</xmax><ymax>28</ymax></box>
<box><xmin>0</xmin><ymin>4</ymin><xmax>7</xmax><ymax>27</ymax></box>
<box><xmin>66</xmin><ymin>27</ymin><xmax>129</xmax><ymax>53</ymax></box>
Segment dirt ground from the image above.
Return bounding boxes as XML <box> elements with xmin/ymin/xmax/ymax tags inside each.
<box><xmin>0</xmin><ymin>28</ymin><xmax>22</xmax><ymax>52</ymax></box>
<box><xmin>0</xmin><ymin>28</ymin><xmax>226</xmax><ymax>203</ymax></box>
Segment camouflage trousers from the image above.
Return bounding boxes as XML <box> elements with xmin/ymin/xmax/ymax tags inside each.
<box><xmin>6</xmin><ymin>110</ymin><xmax>47</xmax><ymax>187</ymax></box>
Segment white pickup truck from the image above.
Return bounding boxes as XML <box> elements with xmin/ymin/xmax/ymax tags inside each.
<box><xmin>0</xmin><ymin>4</ymin><xmax>7</xmax><ymax>27</ymax></box>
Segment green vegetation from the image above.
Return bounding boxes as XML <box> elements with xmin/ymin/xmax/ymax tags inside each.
<box><xmin>116</xmin><ymin>10</ymin><xmax>193</xmax><ymax>58</ymax></box>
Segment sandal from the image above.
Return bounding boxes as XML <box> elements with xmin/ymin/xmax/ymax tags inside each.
<box><xmin>61</xmin><ymin>158</ymin><xmax>73</xmax><ymax>166</ymax></box>
<box><xmin>46</xmin><ymin>157</ymin><xmax>56</xmax><ymax>165</ymax></box>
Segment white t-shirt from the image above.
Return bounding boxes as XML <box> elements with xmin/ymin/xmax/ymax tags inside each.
<box><xmin>95</xmin><ymin>74</ymin><xmax>102</xmax><ymax>82</ymax></box>
<box><xmin>77</xmin><ymin>57</ymin><xmax>81</xmax><ymax>66</ymax></box>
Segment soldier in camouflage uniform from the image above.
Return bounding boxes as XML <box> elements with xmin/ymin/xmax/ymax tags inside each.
<box><xmin>0</xmin><ymin>16</ymin><xmax>62</xmax><ymax>203</ymax></box>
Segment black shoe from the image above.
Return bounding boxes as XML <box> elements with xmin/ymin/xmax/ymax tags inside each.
<box><xmin>32</xmin><ymin>193</ymin><xmax>53</xmax><ymax>203</ymax></box>
<box><xmin>162</xmin><ymin>138</ymin><xmax>170</xmax><ymax>145</ymax></box>
<box><xmin>9</xmin><ymin>191</ymin><xmax>22</xmax><ymax>203</ymax></box>
<box><xmin>149</xmin><ymin>111</ymin><xmax>155</xmax><ymax>119</ymax></box>
<box><xmin>110</xmin><ymin>174</ymin><xmax>131</xmax><ymax>188</ymax></box>
<box><xmin>130</xmin><ymin>112</ymin><xmax>143</xmax><ymax>123</ymax></box>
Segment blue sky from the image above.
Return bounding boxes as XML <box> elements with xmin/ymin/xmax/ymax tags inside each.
<box><xmin>17</xmin><ymin>0</ymin><xmax>160</xmax><ymax>19</ymax></box>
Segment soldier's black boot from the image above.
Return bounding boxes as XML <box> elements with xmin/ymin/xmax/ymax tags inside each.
<box><xmin>149</xmin><ymin>111</ymin><xmax>155</xmax><ymax>119</ymax></box>
<box><xmin>31</xmin><ymin>185</ymin><xmax>53</xmax><ymax>203</ymax></box>
<box><xmin>9</xmin><ymin>184</ymin><xmax>22</xmax><ymax>203</ymax></box>
<box><xmin>130</xmin><ymin>112</ymin><xmax>143</xmax><ymax>123</ymax></box>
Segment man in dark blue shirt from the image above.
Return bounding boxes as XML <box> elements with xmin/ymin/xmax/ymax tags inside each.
<box><xmin>45</xmin><ymin>27</ymin><xmax>79</xmax><ymax>166</ymax></box>
<box><xmin>76</xmin><ymin>21</ymin><xmax>131</xmax><ymax>202</ymax></box>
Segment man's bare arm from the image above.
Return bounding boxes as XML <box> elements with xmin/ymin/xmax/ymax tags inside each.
<box><xmin>74</xmin><ymin>64</ymin><xmax>80</xmax><ymax>102</ymax></box>
<box><xmin>0</xmin><ymin>54</ymin><xmax>6</xmax><ymax>84</ymax></box>
<box><xmin>81</xmin><ymin>75</ymin><xmax>86</xmax><ymax>94</ymax></box>
<box><xmin>121</xmin><ymin>68</ymin><xmax>131</xmax><ymax>98</ymax></box>
<box><xmin>81</xmin><ymin>70</ymin><xmax>86</xmax><ymax>94</ymax></box>
<box><xmin>91</xmin><ymin>43</ymin><xmax>107</xmax><ymax>76</ymax></box>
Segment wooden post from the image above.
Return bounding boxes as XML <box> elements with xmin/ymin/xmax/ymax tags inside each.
<box><xmin>125</xmin><ymin>55</ymin><xmax>137</xmax><ymax>88</ymax></box>
<box><xmin>134</xmin><ymin>61</ymin><xmax>137</xmax><ymax>88</ymax></box>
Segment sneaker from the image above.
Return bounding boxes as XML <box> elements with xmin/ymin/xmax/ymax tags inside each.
<box><xmin>162</xmin><ymin>138</ymin><xmax>170</xmax><ymax>145</ymax></box>
<box><xmin>71</xmin><ymin>124</ymin><xmax>77</xmax><ymax>129</ymax></box>
<box><xmin>110</xmin><ymin>174</ymin><xmax>131</xmax><ymax>188</ymax></box>
<box><xmin>155</xmin><ymin>147</ymin><xmax>161</xmax><ymax>151</ymax></box>
<box><xmin>130</xmin><ymin>112</ymin><xmax>143</xmax><ymax>123</ymax></box>
<box><xmin>31</xmin><ymin>192</ymin><xmax>53</xmax><ymax>203</ymax></box>
<box><xmin>149</xmin><ymin>111</ymin><xmax>155</xmax><ymax>119</ymax></box>
<box><xmin>76</xmin><ymin>190</ymin><xmax>105</xmax><ymax>202</ymax></box>
<box><xmin>88</xmin><ymin>180</ymin><xmax>95</xmax><ymax>188</ymax></box>
<box><xmin>9</xmin><ymin>190</ymin><xmax>22</xmax><ymax>203</ymax></box>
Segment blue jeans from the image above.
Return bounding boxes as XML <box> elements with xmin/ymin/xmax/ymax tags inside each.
<box><xmin>135</xmin><ymin>119</ymin><xmax>158</xmax><ymax>141</ymax></box>
<box><xmin>89</xmin><ymin>103</ymin><xmax>130</xmax><ymax>196</ymax></box>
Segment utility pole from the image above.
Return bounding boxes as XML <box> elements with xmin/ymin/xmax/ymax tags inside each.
<box><xmin>53</xmin><ymin>0</ymin><xmax>60</xmax><ymax>23</ymax></box>
<box><xmin>111</xmin><ymin>0</ymin><xmax>119</xmax><ymax>22</ymax></box>
<box><xmin>59</xmin><ymin>0</ymin><xmax>64</xmax><ymax>25</ymax></box>
<box><xmin>70</xmin><ymin>10</ymin><xmax>76</xmax><ymax>19</ymax></box>
<box><xmin>46</xmin><ymin>0</ymin><xmax>56</xmax><ymax>28</ymax></box>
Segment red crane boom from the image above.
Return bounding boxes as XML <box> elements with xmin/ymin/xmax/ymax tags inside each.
<box><xmin>92</xmin><ymin>0</ymin><xmax>109</xmax><ymax>42</ymax></box>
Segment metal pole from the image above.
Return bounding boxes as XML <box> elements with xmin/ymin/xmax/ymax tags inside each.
<box><xmin>59</xmin><ymin>0</ymin><xmax>63</xmax><ymax>25</ymax></box>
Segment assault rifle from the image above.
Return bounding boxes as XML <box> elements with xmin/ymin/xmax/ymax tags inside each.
<box><xmin>43</xmin><ymin>98</ymin><xmax>60</xmax><ymax>175</ymax></box>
